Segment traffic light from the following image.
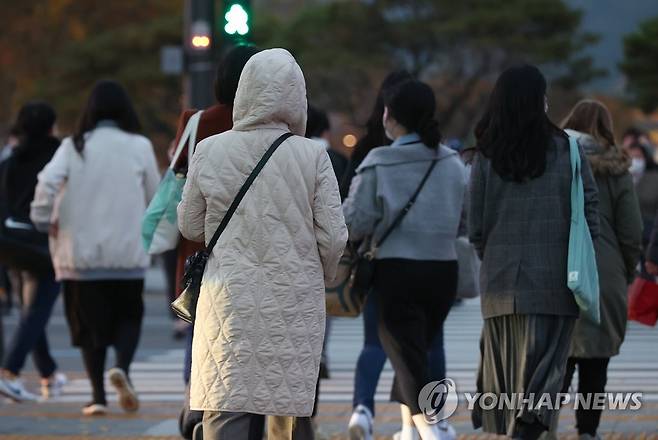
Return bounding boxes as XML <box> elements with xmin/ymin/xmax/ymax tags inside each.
<box><xmin>189</xmin><ymin>20</ymin><xmax>212</xmax><ymax>51</ymax></box>
<box><xmin>221</xmin><ymin>1</ymin><xmax>251</xmax><ymax>43</ymax></box>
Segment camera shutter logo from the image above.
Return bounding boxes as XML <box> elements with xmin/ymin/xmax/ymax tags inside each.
<box><xmin>418</xmin><ymin>378</ymin><xmax>459</xmax><ymax>424</ymax></box>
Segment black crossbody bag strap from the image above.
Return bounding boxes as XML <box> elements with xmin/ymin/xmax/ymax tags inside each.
<box><xmin>373</xmin><ymin>158</ymin><xmax>439</xmax><ymax>250</ymax></box>
<box><xmin>206</xmin><ymin>132</ymin><xmax>293</xmax><ymax>252</ymax></box>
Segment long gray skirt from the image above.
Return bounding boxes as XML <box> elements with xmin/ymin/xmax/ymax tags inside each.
<box><xmin>472</xmin><ymin>314</ymin><xmax>575</xmax><ymax>437</ymax></box>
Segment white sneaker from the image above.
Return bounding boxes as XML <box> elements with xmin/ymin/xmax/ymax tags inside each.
<box><xmin>437</xmin><ymin>420</ymin><xmax>456</xmax><ymax>440</ymax></box>
<box><xmin>348</xmin><ymin>404</ymin><xmax>374</xmax><ymax>440</ymax></box>
<box><xmin>393</xmin><ymin>427</ymin><xmax>420</xmax><ymax>440</ymax></box>
<box><xmin>108</xmin><ymin>368</ymin><xmax>139</xmax><ymax>413</ymax></box>
<box><xmin>0</xmin><ymin>376</ymin><xmax>38</xmax><ymax>402</ymax></box>
<box><xmin>82</xmin><ymin>402</ymin><xmax>108</xmax><ymax>416</ymax></box>
<box><xmin>40</xmin><ymin>372</ymin><xmax>68</xmax><ymax>400</ymax></box>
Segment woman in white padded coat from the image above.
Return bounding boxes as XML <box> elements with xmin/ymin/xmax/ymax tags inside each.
<box><xmin>177</xmin><ymin>48</ymin><xmax>347</xmax><ymax>439</ymax></box>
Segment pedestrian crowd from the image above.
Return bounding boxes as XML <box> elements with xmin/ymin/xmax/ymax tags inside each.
<box><xmin>0</xmin><ymin>45</ymin><xmax>657</xmax><ymax>440</ymax></box>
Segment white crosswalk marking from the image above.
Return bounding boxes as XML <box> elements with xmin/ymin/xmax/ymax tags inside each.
<box><xmin>50</xmin><ymin>298</ymin><xmax>658</xmax><ymax>406</ymax></box>
<box><xmin>325</xmin><ymin>299</ymin><xmax>658</xmax><ymax>402</ymax></box>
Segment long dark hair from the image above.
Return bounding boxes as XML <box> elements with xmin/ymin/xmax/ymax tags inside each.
<box><xmin>350</xmin><ymin>70</ymin><xmax>413</xmax><ymax>166</ymax></box>
<box><xmin>384</xmin><ymin>80</ymin><xmax>441</xmax><ymax>148</ymax></box>
<box><xmin>475</xmin><ymin>65</ymin><xmax>563</xmax><ymax>182</ymax></box>
<box><xmin>73</xmin><ymin>80</ymin><xmax>141</xmax><ymax>154</ymax></box>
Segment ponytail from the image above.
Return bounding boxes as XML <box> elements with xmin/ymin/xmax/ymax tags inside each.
<box><xmin>418</xmin><ymin>117</ymin><xmax>441</xmax><ymax>149</ymax></box>
<box><xmin>385</xmin><ymin>80</ymin><xmax>442</xmax><ymax>149</ymax></box>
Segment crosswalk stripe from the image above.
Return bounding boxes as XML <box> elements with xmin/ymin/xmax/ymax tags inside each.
<box><xmin>49</xmin><ymin>300</ymin><xmax>658</xmax><ymax>411</ymax></box>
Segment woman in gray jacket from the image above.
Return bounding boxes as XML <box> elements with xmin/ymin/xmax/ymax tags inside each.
<box><xmin>344</xmin><ymin>80</ymin><xmax>466</xmax><ymax>440</ymax></box>
<box><xmin>559</xmin><ymin>100</ymin><xmax>643</xmax><ymax>440</ymax></box>
<box><xmin>469</xmin><ymin>66</ymin><xmax>599</xmax><ymax>439</ymax></box>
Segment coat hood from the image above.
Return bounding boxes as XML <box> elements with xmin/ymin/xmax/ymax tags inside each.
<box><xmin>232</xmin><ymin>48</ymin><xmax>307</xmax><ymax>135</ymax></box>
<box><xmin>565</xmin><ymin>129</ymin><xmax>630</xmax><ymax>177</ymax></box>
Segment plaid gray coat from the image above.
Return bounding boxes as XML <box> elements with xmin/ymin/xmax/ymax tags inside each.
<box><xmin>468</xmin><ymin>135</ymin><xmax>599</xmax><ymax>319</ymax></box>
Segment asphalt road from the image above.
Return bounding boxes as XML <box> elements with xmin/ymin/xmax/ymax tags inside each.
<box><xmin>1</xmin><ymin>264</ymin><xmax>657</xmax><ymax>438</ymax></box>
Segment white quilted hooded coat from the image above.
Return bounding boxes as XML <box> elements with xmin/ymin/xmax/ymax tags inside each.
<box><xmin>178</xmin><ymin>48</ymin><xmax>347</xmax><ymax>416</ymax></box>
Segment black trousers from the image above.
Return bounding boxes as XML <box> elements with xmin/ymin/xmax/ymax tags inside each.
<box><xmin>63</xmin><ymin>279</ymin><xmax>144</xmax><ymax>404</ymax></box>
<box><xmin>162</xmin><ymin>249</ymin><xmax>179</xmax><ymax>319</ymax></box>
<box><xmin>374</xmin><ymin>258</ymin><xmax>458</xmax><ymax>414</ymax></box>
<box><xmin>561</xmin><ymin>357</ymin><xmax>610</xmax><ymax>436</ymax></box>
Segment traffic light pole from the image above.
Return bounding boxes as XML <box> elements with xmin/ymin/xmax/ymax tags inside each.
<box><xmin>185</xmin><ymin>0</ymin><xmax>215</xmax><ymax>109</ymax></box>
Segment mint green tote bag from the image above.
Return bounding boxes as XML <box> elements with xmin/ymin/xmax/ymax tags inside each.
<box><xmin>567</xmin><ymin>136</ymin><xmax>600</xmax><ymax>323</ymax></box>
<box><xmin>142</xmin><ymin>111</ymin><xmax>202</xmax><ymax>254</ymax></box>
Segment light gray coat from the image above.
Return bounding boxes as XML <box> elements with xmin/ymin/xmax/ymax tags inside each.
<box><xmin>469</xmin><ymin>135</ymin><xmax>599</xmax><ymax>319</ymax></box>
<box><xmin>343</xmin><ymin>139</ymin><xmax>466</xmax><ymax>261</ymax></box>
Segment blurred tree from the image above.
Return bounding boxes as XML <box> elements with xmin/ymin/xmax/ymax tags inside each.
<box><xmin>620</xmin><ymin>16</ymin><xmax>658</xmax><ymax>113</ymax></box>
<box><xmin>253</xmin><ymin>1</ymin><xmax>391</xmax><ymax>118</ymax></box>
<box><xmin>0</xmin><ymin>0</ymin><xmax>603</xmax><ymax>143</ymax></box>
<box><xmin>0</xmin><ymin>0</ymin><xmax>182</xmax><ymax>147</ymax></box>
<box><xmin>255</xmin><ymin>0</ymin><xmax>603</xmax><ymax>137</ymax></box>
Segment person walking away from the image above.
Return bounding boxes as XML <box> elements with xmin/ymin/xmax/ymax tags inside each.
<box><xmin>30</xmin><ymin>81</ymin><xmax>160</xmax><ymax>416</ymax></box>
<box><xmin>172</xmin><ymin>44</ymin><xmax>260</xmax><ymax>440</ymax></box>
<box><xmin>554</xmin><ymin>100</ymin><xmax>643</xmax><ymax>439</ymax></box>
<box><xmin>307</xmin><ymin>105</ymin><xmax>348</xmax><ymax>187</ymax></box>
<box><xmin>0</xmin><ymin>102</ymin><xmax>66</xmax><ymax>402</ymax></box>
<box><xmin>0</xmin><ymin>125</ymin><xmax>21</xmax><ymax>330</ymax></box>
<box><xmin>178</xmin><ymin>48</ymin><xmax>347</xmax><ymax>440</ymax></box>
<box><xmin>344</xmin><ymin>79</ymin><xmax>465</xmax><ymax>440</ymax></box>
<box><xmin>645</xmin><ymin>206</ymin><xmax>658</xmax><ymax>278</ymax></box>
<box><xmin>344</xmin><ymin>70</ymin><xmax>412</xmax><ymax>439</ymax></box>
<box><xmin>469</xmin><ymin>65</ymin><xmax>599</xmax><ymax>440</ymax></box>
<box><xmin>305</xmin><ymin>105</ymin><xmax>341</xmax><ymax>426</ymax></box>
<box><xmin>343</xmin><ymin>71</ymin><xmax>457</xmax><ymax>440</ymax></box>
<box><xmin>339</xmin><ymin>71</ymin><xmax>412</xmax><ymax>200</ymax></box>
<box><xmin>626</xmin><ymin>142</ymin><xmax>658</xmax><ymax>260</ymax></box>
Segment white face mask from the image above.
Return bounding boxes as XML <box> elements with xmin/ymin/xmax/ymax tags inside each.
<box><xmin>630</xmin><ymin>157</ymin><xmax>646</xmax><ymax>182</ymax></box>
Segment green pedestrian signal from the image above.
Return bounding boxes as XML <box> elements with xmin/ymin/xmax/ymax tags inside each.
<box><xmin>221</xmin><ymin>1</ymin><xmax>251</xmax><ymax>42</ymax></box>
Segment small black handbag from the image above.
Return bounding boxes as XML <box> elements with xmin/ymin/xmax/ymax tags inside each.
<box><xmin>0</xmin><ymin>219</ymin><xmax>52</xmax><ymax>275</ymax></box>
<box><xmin>171</xmin><ymin>133</ymin><xmax>293</xmax><ymax>324</ymax></box>
<box><xmin>325</xmin><ymin>158</ymin><xmax>439</xmax><ymax>317</ymax></box>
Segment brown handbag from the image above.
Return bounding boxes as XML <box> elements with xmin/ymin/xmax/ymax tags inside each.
<box><xmin>325</xmin><ymin>158</ymin><xmax>439</xmax><ymax>317</ymax></box>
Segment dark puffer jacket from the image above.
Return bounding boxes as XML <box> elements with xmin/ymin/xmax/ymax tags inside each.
<box><xmin>0</xmin><ymin>136</ymin><xmax>59</xmax><ymax>223</ymax></box>
<box><xmin>566</xmin><ymin>129</ymin><xmax>643</xmax><ymax>358</ymax></box>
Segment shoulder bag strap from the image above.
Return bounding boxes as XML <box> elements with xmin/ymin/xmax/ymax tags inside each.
<box><xmin>206</xmin><ymin>132</ymin><xmax>294</xmax><ymax>252</ymax></box>
<box><xmin>369</xmin><ymin>157</ymin><xmax>439</xmax><ymax>255</ymax></box>
<box><xmin>188</xmin><ymin>110</ymin><xmax>202</xmax><ymax>156</ymax></box>
<box><xmin>568</xmin><ymin>135</ymin><xmax>583</xmax><ymax>224</ymax></box>
<box><xmin>170</xmin><ymin>110</ymin><xmax>203</xmax><ymax>170</ymax></box>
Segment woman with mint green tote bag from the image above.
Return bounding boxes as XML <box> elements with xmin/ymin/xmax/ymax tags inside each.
<box><xmin>567</xmin><ymin>135</ymin><xmax>600</xmax><ymax>323</ymax></box>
